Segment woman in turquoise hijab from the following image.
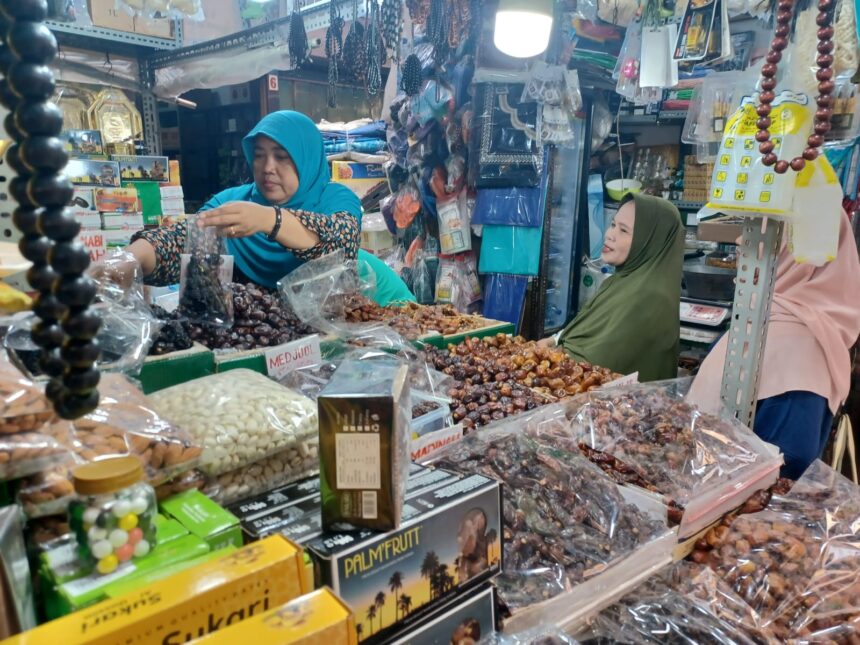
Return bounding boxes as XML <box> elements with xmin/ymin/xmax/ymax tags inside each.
<box><xmin>125</xmin><ymin>111</ymin><xmax>411</xmax><ymax>302</ymax></box>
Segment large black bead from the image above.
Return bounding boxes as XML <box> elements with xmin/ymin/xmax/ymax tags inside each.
<box><xmin>26</xmin><ymin>262</ymin><xmax>57</xmax><ymax>290</ymax></box>
<box><xmin>7</xmin><ymin>22</ymin><xmax>56</xmax><ymax>64</ymax></box>
<box><xmin>20</xmin><ymin>136</ymin><xmax>67</xmax><ymax>173</ymax></box>
<box><xmin>45</xmin><ymin>378</ymin><xmax>66</xmax><ymax>404</ymax></box>
<box><xmin>64</xmin><ymin>366</ymin><xmax>100</xmax><ymax>393</ymax></box>
<box><xmin>56</xmin><ymin>275</ymin><xmax>96</xmax><ymax>308</ymax></box>
<box><xmin>10</xmin><ymin>177</ymin><xmax>37</xmax><ymax>208</ymax></box>
<box><xmin>7</xmin><ymin>63</ymin><xmax>54</xmax><ymax>100</ymax></box>
<box><xmin>50</xmin><ymin>241</ymin><xmax>89</xmax><ymax>274</ymax></box>
<box><xmin>63</xmin><ymin>310</ymin><xmax>101</xmax><ymax>340</ymax></box>
<box><xmin>18</xmin><ymin>235</ymin><xmax>52</xmax><ymax>263</ymax></box>
<box><xmin>0</xmin><ymin>0</ymin><xmax>49</xmax><ymax>22</ymax></box>
<box><xmin>4</xmin><ymin>112</ymin><xmax>23</xmax><ymax>140</ymax></box>
<box><xmin>12</xmin><ymin>207</ymin><xmax>39</xmax><ymax>235</ymax></box>
<box><xmin>0</xmin><ymin>45</ymin><xmax>16</xmax><ymax>76</ymax></box>
<box><xmin>32</xmin><ymin>292</ymin><xmax>66</xmax><ymax>319</ymax></box>
<box><xmin>4</xmin><ymin>143</ymin><xmax>27</xmax><ymax>174</ymax></box>
<box><xmin>15</xmin><ymin>100</ymin><xmax>62</xmax><ymax>136</ymax></box>
<box><xmin>61</xmin><ymin>338</ymin><xmax>101</xmax><ymax>368</ymax></box>
<box><xmin>31</xmin><ymin>320</ymin><xmax>65</xmax><ymax>348</ymax></box>
<box><xmin>41</xmin><ymin>208</ymin><xmax>80</xmax><ymax>241</ymax></box>
<box><xmin>56</xmin><ymin>389</ymin><xmax>100</xmax><ymax>420</ymax></box>
<box><xmin>38</xmin><ymin>348</ymin><xmax>66</xmax><ymax>377</ymax></box>
<box><xmin>29</xmin><ymin>173</ymin><xmax>72</xmax><ymax>208</ymax></box>
<box><xmin>0</xmin><ymin>79</ymin><xmax>20</xmax><ymax>110</ymax></box>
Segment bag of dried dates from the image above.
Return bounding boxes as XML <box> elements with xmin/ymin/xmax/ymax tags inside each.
<box><xmin>178</xmin><ymin>214</ymin><xmax>234</xmax><ymax>328</ymax></box>
<box><xmin>0</xmin><ymin>350</ymin><xmax>54</xmax><ymax>435</ymax></box>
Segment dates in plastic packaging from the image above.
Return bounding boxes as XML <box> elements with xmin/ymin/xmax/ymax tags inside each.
<box><xmin>178</xmin><ymin>215</ymin><xmax>233</xmax><ymax>328</ymax></box>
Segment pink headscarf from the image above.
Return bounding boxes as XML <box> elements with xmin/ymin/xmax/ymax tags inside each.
<box><xmin>689</xmin><ymin>212</ymin><xmax>860</xmax><ymax>415</ymax></box>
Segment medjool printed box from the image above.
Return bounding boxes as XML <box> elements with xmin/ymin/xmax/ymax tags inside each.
<box><xmin>389</xmin><ymin>584</ymin><xmax>497</xmax><ymax>645</ymax></box>
<box><xmin>318</xmin><ymin>357</ymin><xmax>410</xmax><ymax>532</ymax></box>
<box><xmin>305</xmin><ymin>468</ymin><xmax>503</xmax><ymax>644</ymax></box>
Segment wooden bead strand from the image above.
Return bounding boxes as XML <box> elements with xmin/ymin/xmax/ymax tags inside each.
<box><xmin>755</xmin><ymin>0</ymin><xmax>836</xmax><ymax>173</ymax></box>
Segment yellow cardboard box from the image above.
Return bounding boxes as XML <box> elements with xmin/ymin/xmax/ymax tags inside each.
<box><xmin>196</xmin><ymin>588</ymin><xmax>357</xmax><ymax>645</ymax></box>
<box><xmin>2</xmin><ymin>536</ymin><xmax>308</xmax><ymax>645</ymax></box>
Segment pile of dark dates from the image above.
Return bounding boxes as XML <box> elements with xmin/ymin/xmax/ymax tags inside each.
<box><xmin>447</xmin><ymin>380</ymin><xmax>547</xmax><ymax>431</ymax></box>
<box><xmin>149</xmin><ymin>305</ymin><xmax>193</xmax><ymax>356</ymax></box>
<box><xmin>426</xmin><ymin>335</ymin><xmax>620</xmax><ymax>399</ymax></box>
<box><xmin>436</xmin><ymin>430</ymin><xmax>666</xmax><ymax>611</ymax></box>
<box><xmin>411</xmin><ymin>399</ymin><xmax>441</xmax><ymax>419</ymax></box>
<box><xmin>149</xmin><ymin>284</ymin><xmax>313</xmax><ymax>354</ymax></box>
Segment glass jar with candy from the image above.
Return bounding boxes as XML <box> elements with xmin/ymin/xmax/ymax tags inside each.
<box><xmin>68</xmin><ymin>456</ymin><xmax>157</xmax><ymax>575</ymax></box>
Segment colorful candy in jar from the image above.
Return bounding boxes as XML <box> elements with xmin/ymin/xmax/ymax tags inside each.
<box><xmin>68</xmin><ymin>456</ymin><xmax>157</xmax><ymax>575</ymax></box>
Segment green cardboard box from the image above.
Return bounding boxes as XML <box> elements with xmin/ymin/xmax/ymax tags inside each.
<box><xmin>160</xmin><ymin>490</ymin><xmax>242</xmax><ymax>551</ymax></box>
<box><xmin>138</xmin><ymin>343</ymin><xmax>215</xmax><ymax>394</ymax></box>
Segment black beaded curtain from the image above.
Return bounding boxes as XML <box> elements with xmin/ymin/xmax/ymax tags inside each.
<box><xmin>0</xmin><ymin>0</ymin><xmax>100</xmax><ymax>419</ymax></box>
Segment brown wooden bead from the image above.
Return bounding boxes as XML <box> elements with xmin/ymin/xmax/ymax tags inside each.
<box><xmin>759</xmin><ymin>141</ymin><xmax>775</xmax><ymax>154</ymax></box>
<box><xmin>776</xmin><ymin>9</ymin><xmax>793</xmax><ymax>22</ymax></box>
<box><xmin>762</xmin><ymin>63</ymin><xmax>778</xmax><ymax>78</ymax></box>
<box><xmin>814</xmin><ymin>121</ymin><xmax>831</xmax><ymax>135</ymax></box>
<box><xmin>761</xmin><ymin>78</ymin><xmax>777</xmax><ymax>91</ymax></box>
<box><xmin>818</xmin><ymin>26</ymin><xmax>834</xmax><ymax>39</ymax></box>
<box><xmin>807</xmin><ymin>134</ymin><xmax>824</xmax><ymax>147</ymax></box>
<box><xmin>818</xmin><ymin>80</ymin><xmax>835</xmax><ymax>94</ymax></box>
<box><xmin>790</xmin><ymin>157</ymin><xmax>806</xmax><ymax>171</ymax></box>
<box><xmin>775</xmin><ymin>160</ymin><xmax>790</xmax><ymax>174</ymax></box>
<box><xmin>817</xmin><ymin>54</ymin><xmax>834</xmax><ymax>67</ymax></box>
<box><xmin>763</xmin><ymin>153</ymin><xmax>778</xmax><ymax>166</ymax></box>
<box><xmin>757</xmin><ymin>117</ymin><xmax>772</xmax><ymax>130</ymax></box>
<box><xmin>757</xmin><ymin>104</ymin><xmax>772</xmax><ymax>117</ymax></box>
<box><xmin>756</xmin><ymin>130</ymin><xmax>772</xmax><ymax>142</ymax></box>
<box><xmin>777</xmin><ymin>0</ymin><xmax>792</xmax><ymax>9</ymax></box>
<box><xmin>816</xmin><ymin>67</ymin><xmax>834</xmax><ymax>81</ymax></box>
<box><xmin>817</xmin><ymin>94</ymin><xmax>834</xmax><ymax>107</ymax></box>
<box><xmin>766</xmin><ymin>50</ymin><xmax>782</xmax><ymax>64</ymax></box>
<box><xmin>818</xmin><ymin>0</ymin><xmax>833</xmax><ymax>9</ymax></box>
<box><xmin>775</xmin><ymin>24</ymin><xmax>790</xmax><ymax>37</ymax></box>
<box><xmin>818</xmin><ymin>40</ymin><xmax>834</xmax><ymax>53</ymax></box>
<box><xmin>816</xmin><ymin>11</ymin><xmax>831</xmax><ymax>25</ymax></box>
<box><xmin>759</xmin><ymin>90</ymin><xmax>775</xmax><ymax>104</ymax></box>
<box><xmin>802</xmin><ymin>148</ymin><xmax>819</xmax><ymax>161</ymax></box>
<box><xmin>815</xmin><ymin>108</ymin><xmax>832</xmax><ymax>121</ymax></box>
<box><xmin>771</xmin><ymin>37</ymin><xmax>788</xmax><ymax>51</ymax></box>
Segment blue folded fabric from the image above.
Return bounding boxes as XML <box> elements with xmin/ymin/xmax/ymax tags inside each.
<box><xmin>319</xmin><ymin>120</ymin><xmax>387</xmax><ymax>139</ymax></box>
<box><xmin>482</xmin><ymin>274</ymin><xmax>529</xmax><ymax>331</ymax></box>
<box><xmin>472</xmin><ymin>186</ymin><xmax>543</xmax><ymax>227</ymax></box>
<box><xmin>478</xmin><ymin>224</ymin><xmax>543</xmax><ymax>275</ymax></box>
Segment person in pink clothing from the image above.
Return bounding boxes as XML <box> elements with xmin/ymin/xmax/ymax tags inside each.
<box><xmin>689</xmin><ymin>212</ymin><xmax>860</xmax><ymax>479</ymax></box>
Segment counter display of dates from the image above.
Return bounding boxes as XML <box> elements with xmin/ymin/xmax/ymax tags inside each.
<box><xmin>533</xmin><ymin>382</ymin><xmax>782</xmax><ymax>536</ymax></box>
<box><xmin>446</xmin><ymin>379</ymin><xmax>550</xmax><ymax>431</ymax></box>
<box><xmin>426</xmin><ymin>335</ymin><xmax>620</xmax><ymax>399</ymax></box>
<box><xmin>149</xmin><ymin>283</ymin><xmax>313</xmax><ymax>354</ymax></box>
<box><xmin>692</xmin><ymin>461</ymin><xmax>860</xmax><ymax>643</ymax></box>
<box><xmin>433</xmin><ymin>423</ymin><xmax>669</xmax><ymax>614</ymax></box>
<box><xmin>344</xmin><ymin>295</ymin><xmax>491</xmax><ymax>339</ymax></box>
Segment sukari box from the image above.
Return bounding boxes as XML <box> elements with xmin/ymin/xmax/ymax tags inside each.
<box><xmin>160</xmin><ymin>490</ymin><xmax>242</xmax><ymax>551</ymax></box>
<box><xmin>195</xmin><ymin>588</ymin><xmax>357</xmax><ymax>645</ymax></box>
<box><xmin>389</xmin><ymin>584</ymin><xmax>497</xmax><ymax>645</ymax></box>
<box><xmin>318</xmin><ymin>356</ymin><xmax>410</xmax><ymax>531</ymax></box>
<box><xmin>5</xmin><ymin>535</ymin><xmax>309</xmax><ymax>645</ymax></box>
<box><xmin>305</xmin><ymin>467</ymin><xmax>502</xmax><ymax>645</ymax></box>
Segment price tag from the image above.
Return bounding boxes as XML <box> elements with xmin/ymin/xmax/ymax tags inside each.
<box><xmin>602</xmin><ymin>372</ymin><xmax>639</xmax><ymax>389</ymax></box>
<box><xmin>265</xmin><ymin>335</ymin><xmax>322</xmax><ymax>380</ymax></box>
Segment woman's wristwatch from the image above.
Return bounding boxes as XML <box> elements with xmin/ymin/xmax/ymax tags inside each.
<box><xmin>268</xmin><ymin>205</ymin><xmax>283</xmax><ymax>241</ymax></box>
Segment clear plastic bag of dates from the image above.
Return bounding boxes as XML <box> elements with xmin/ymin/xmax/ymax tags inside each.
<box><xmin>431</xmin><ymin>423</ymin><xmax>670</xmax><ymax>616</ymax></box>
<box><xmin>544</xmin><ymin>379</ymin><xmax>783</xmax><ymax>537</ymax></box>
<box><xmin>480</xmin><ymin>627</ymin><xmax>579</xmax><ymax>645</ymax></box>
<box><xmin>148</xmin><ymin>369</ymin><xmax>318</xmax><ymax>477</ymax></box>
<box><xmin>0</xmin><ymin>349</ymin><xmax>54</xmax><ymax>435</ymax></box>
<box><xmin>178</xmin><ymin>215</ymin><xmax>234</xmax><ymax>328</ymax></box>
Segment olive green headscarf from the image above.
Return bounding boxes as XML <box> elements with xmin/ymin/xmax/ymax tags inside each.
<box><xmin>559</xmin><ymin>193</ymin><xmax>684</xmax><ymax>381</ymax></box>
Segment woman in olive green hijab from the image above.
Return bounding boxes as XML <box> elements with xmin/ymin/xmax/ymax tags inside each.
<box><xmin>542</xmin><ymin>193</ymin><xmax>684</xmax><ymax>381</ymax></box>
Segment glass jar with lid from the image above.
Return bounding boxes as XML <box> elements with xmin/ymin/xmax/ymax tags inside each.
<box><xmin>68</xmin><ymin>456</ymin><xmax>157</xmax><ymax>575</ymax></box>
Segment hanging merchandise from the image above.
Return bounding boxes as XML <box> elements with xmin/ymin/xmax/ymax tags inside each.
<box><xmin>325</xmin><ymin>0</ymin><xmax>345</xmax><ymax>107</ymax></box>
<box><xmin>406</xmin><ymin>0</ymin><xmax>430</xmax><ymax>24</ymax></box>
<box><xmin>597</xmin><ymin>0</ymin><xmax>640</xmax><ymax>25</ymax></box>
<box><xmin>87</xmin><ymin>88</ymin><xmax>143</xmax><ymax>155</ymax></box>
<box><xmin>52</xmin><ymin>83</ymin><xmax>95</xmax><ymax>132</ymax></box>
<box><xmin>401</xmin><ymin>54</ymin><xmax>423</xmax><ymax>95</ymax></box>
<box><xmin>482</xmin><ymin>273</ymin><xmax>529</xmax><ymax>330</ymax></box>
<box><xmin>427</xmin><ymin>0</ymin><xmax>450</xmax><ymax>65</ymax></box>
<box><xmin>470</xmin><ymin>84</ymin><xmax>542</xmax><ymax>188</ymax></box>
<box><xmin>437</xmin><ymin>191</ymin><xmax>472</xmax><ymax>255</ymax></box>
<box><xmin>472</xmin><ymin>186</ymin><xmax>543</xmax><ymax>227</ymax></box>
<box><xmin>411</xmin><ymin>249</ymin><xmax>436</xmax><ymax>303</ymax></box>
<box><xmin>381</xmin><ymin>0</ymin><xmax>402</xmax><ymax>61</ymax></box>
<box><xmin>342</xmin><ymin>0</ymin><xmax>368</xmax><ymax>84</ymax></box>
<box><xmin>614</xmin><ymin>22</ymin><xmax>662</xmax><ymax>105</ymax></box>
<box><xmin>288</xmin><ymin>9</ymin><xmax>311</xmax><ymax>69</ymax></box>
<box><xmin>673</xmin><ymin>0</ymin><xmax>719</xmax><ymax>62</ymax></box>
<box><xmin>638</xmin><ymin>24</ymin><xmax>679</xmax><ymax>89</ymax></box>
<box><xmin>478</xmin><ymin>224</ymin><xmax>544</xmax><ymax>276</ymax></box>
<box><xmin>364</xmin><ymin>0</ymin><xmax>386</xmax><ymax>95</ymax></box>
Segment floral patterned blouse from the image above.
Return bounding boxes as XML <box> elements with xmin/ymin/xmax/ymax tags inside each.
<box><xmin>131</xmin><ymin>209</ymin><xmax>359</xmax><ymax>287</ymax></box>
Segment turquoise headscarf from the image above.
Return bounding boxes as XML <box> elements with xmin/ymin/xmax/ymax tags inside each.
<box><xmin>199</xmin><ymin>110</ymin><xmax>362</xmax><ymax>288</ymax></box>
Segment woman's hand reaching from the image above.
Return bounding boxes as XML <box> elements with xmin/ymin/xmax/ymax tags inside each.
<box><xmin>197</xmin><ymin>202</ymin><xmax>276</xmax><ymax>239</ymax></box>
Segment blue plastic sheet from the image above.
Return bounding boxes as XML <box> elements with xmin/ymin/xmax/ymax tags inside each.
<box><xmin>472</xmin><ymin>186</ymin><xmax>543</xmax><ymax>227</ymax></box>
<box><xmin>587</xmin><ymin>174</ymin><xmax>607</xmax><ymax>259</ymax></box>
<box><xmin>478</xmin><ymin>224</ymin><xmax>543</xmax><ymax>275</ymax></box>
<box><xmin>482</xmin><ymin>274</ymin><xmax>529</xmax><ymax>331</ymax></box>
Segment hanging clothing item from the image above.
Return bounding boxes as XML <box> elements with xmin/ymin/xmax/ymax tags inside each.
<box><xmin>689</xmin><ymin>211</ymin><xmax>860</xmax><ymax>416</ymax></box>
<box><xmin>199</xmin><ymin>110</ymin><xmax>361</xmax><ymax>289</ymax></box>
<box><xmin>558</xmin><ymin>194</ymin><xmax>684</xmax><ymax>381</ymax></box>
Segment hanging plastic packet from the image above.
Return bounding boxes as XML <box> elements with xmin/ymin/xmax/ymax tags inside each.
<box><xmin>437</xmin><ymin>191</ymin><xmax>472</xmax><ymax>255</ymax></box>
<box><xmin>789</xmin><ymin>156</ymin><xmax>843</xmax><ymax>264</ymax></box>
<box><xmin>178</xmin><ymin>215</ymin><xmax>234</xmax><ymax>328</ymax></box>
<box><xmin>411</xmin><ymin>249</ymin><xmax>436</xmax><ymax>304</ymax></box>
<box><xmin>435</xmin><ymin>259</ymin><xmax>459</xmax><ymax>305</ymax></box>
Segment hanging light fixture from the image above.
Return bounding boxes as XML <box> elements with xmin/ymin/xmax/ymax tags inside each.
<box><xmin>493</xmin><ymin>0</ymin><xmax>554</xmax><ymax>58</ymax></box>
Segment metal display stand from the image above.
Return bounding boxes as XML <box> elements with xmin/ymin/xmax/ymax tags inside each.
<box><xmin>720</xmin><ymin>217</ymin><xmax>783</xmax><ymax>429</ymax></box>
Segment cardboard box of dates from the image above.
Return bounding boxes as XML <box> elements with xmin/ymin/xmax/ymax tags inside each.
<box><xmin>388</xmin><ymin>583</ymin><xmax>497</xmax><ymax>645</ymax></box>
<box><xmin>230</xmin><ymin>464</ymin><xmax>502</xmax><ymax>645</ymax></box>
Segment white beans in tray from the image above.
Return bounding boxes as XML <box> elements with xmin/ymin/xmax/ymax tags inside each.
<box><xmin>149</xmin><ymin>369</ymin><xmax>318</xmax><ymax>476</ymax></box>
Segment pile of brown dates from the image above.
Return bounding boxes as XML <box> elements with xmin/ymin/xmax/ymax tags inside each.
<box><xmin>344</xmin><ymin>296</ymin><xmax>490</xmax><ymax>339</ymax></box>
